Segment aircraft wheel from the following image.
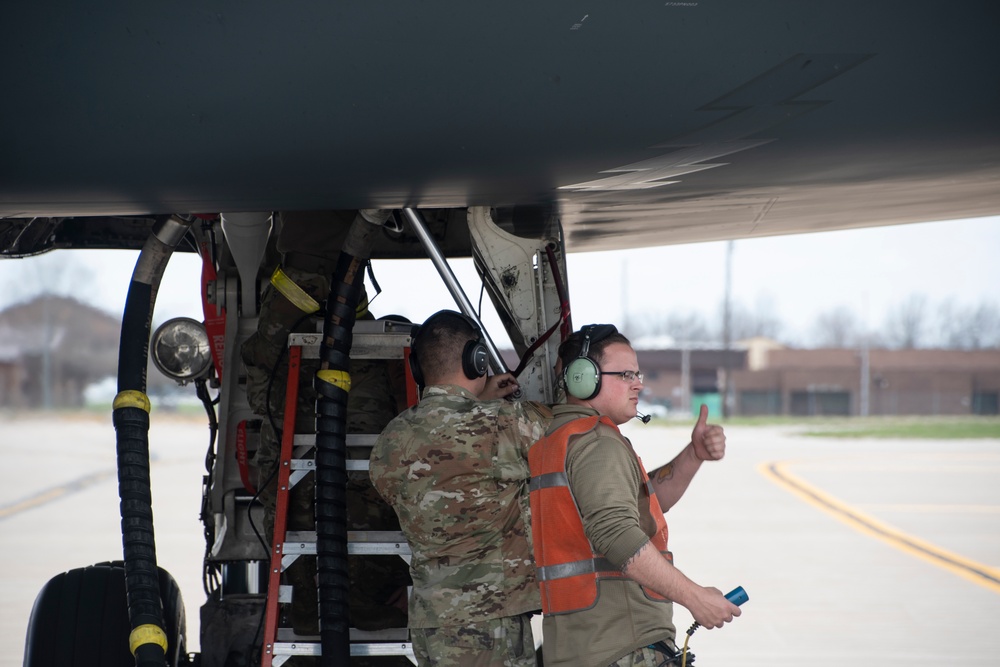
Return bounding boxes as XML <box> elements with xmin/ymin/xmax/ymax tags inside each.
<box><xmin>23</xmin><ymin>561</ymin><xmax>187</xmax><ymax>667</ymax></box>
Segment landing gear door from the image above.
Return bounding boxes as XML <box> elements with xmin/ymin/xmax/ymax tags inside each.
<box><xmin>468</xmin><ymin>206</ymin><xmax>569</xmax><ymax>404</ymax></box>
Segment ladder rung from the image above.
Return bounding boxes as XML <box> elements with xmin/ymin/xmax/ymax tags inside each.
<box><xmin>293</xmin><ymin>434</ymin><xmax>379</xmax><ymax>448</ymax></box>
<box><xmin>273</xmin><ymin>641</ymin><xmax>414</xmax><ymax>658</ymax></box>
<box><xmin>287</xmin><ymin>323</ymin><xmax>413</xmax><ymax>360</ymax></box>
<box><xmin>288</xmin><ymin>458</ymin><xmax>367</xmax><ymax>472</ymax></box>
<box><xmin>282</xmin><ymin>530</ymin><xmax>411</xmax><ymax>556</ymax></box>
<box><xmin>277</xmin><ymin>628</ymin><xmax>409</xmax><ymax>642</ymax></box>
<box><xmin>353</xmin><ymin>643</ymin><xmax>415</xmax><ymax>657</ymax></box>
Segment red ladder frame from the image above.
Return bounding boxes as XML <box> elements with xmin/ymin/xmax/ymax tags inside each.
<box><xmin>260</xmin><ymin>343</ymin><xmax>302</xmax><ymax>666</ymax></box>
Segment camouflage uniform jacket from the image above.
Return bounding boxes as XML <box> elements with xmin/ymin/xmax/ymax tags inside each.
<box><xmin>369</xmin><ymin>384</ymin><xmax>550</xmax><ymax>628</ymax></box>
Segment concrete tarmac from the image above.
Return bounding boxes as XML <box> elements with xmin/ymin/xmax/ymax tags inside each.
<box><xmin>1</xmin><ymin>413</ymin><xmax>207</xmax><ymax>664</ymax></box>
<box><xmin>624</xmin><ymin>420</ymin><xmax>1000</xmax><ymax>667</ymax></box>
<box><xmin>2</xmin><ymin>413</ymin><xmax>998</xmax><ymax>666</ymax></box>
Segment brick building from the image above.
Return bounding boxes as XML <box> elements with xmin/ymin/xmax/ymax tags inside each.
<box><xmin>630</xmin><ymin>338</ymin><xmax>1000</xmax><ymax>417</ymax></box>
<box><xmin>731</xmin><ymin>343</ymin><xmax>1000</xmax><ymax>416</ymax></box>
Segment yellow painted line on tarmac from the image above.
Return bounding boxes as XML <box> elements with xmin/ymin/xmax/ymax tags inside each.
<box><xmin>0</xmin><ymin>469</ymin><xmax>117</xmax><ymax>520</ymax></box>
<box><xmin>759</xmin><ymin>460</ymin><xmax>1000</xmax><ymax>595</ymax></box>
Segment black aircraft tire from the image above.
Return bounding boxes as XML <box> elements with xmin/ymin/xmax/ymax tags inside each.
<box><xmin>23</xmin><ymin>561</ymin><xmax>187</xmax><ymax>667</ymax></box>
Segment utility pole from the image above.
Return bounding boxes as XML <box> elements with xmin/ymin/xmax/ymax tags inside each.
<box><xmin>681</xmin><ymin>346</ymin><xmax>691</xmax><ymax>415</ymax></box>
<box><xmin>860</xmin><ymin>339</ymin><xmax>870</xmax><ymax>417</ymax></box>
<box><xmin>721</xmin><ymin>240</ymin><xmax>734</xmax><ymax>418</ymax></box>
<box><xmin>859</xmin><ymin>292</ymin><xmax>870</xmax><ymax>417</ymax></box>
<box><xmin>621</xmin><ymin>259</ymin><xmax>629</xmax><ymax>334</ymax></box>
<box><xmin>42</xmin><ymin>295</ymin><xmax>52</xmax><ymax>410</ymax></box>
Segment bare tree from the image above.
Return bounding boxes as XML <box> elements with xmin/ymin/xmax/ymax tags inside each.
<box><xmin>629</xmin><ymin>311</ymin><xmax>668</xmax><ymax>339</ymax></box>
<box><xmin>726</xmin><ymin>295</ymin><xmax>784</xmax><ymax>341</ymax></box>
<box><xmin>937</xmin><ymin>300</ymin><xmax>1000</xmax><ymax>349</ymax></box>
<box><xmin>812</xmin><ymin>306</ymin><xmax>860</xmax><ymax>347</ymax></box>
<box><xmin>666</xmin><ymin>311</ymin><xmax>713</xmax><ymax>343</ymax></box>
<box><xmin>884</xmin><ymin>294</ymin><xmax>928</xmax><ymax>349</ymax></box>
<box><xmin>630</xmin><ymin>308</ymin><xmax>714</xmax><ymax>343</ymax></box>
<box><xmin>4</xmin><ymin>252</ymin><xmax>95</xmax><ymax>307</ymax></box>
<box><xmin>966</xmin><ymin>303</ymin><xmax>1000</xmax><ymax>348</ymax></box>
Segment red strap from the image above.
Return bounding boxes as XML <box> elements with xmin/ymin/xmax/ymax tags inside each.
<box><xmin>403</xmin><ymin>346</ymin><xmax>420</xmax><ymax>407</ymax></box>
<box><xmin>235</xmin><ymin>420</ymin><xmax>255</xmax><ymax>494</ymax></box>
<box><xmin>199</xmin><ymin>237</ymin><xmax>226</xmax><ymax>380</ymax></box>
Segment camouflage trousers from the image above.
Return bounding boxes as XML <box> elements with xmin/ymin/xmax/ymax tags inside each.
<box><xmin>410</xmin><ymin>614</ymin><xmax>537</xmax><ymax>667</ymax></box>
<box><xmin>608</xmin><ymin>639</ymin><xmax>686</xmax><ymax>667</ymax></box>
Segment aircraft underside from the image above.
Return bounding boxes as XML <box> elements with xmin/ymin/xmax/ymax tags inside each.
<box><xmin>2</xmin><ymin>2</ymin><xmax>998</xmax><ymax>251</ymax></box>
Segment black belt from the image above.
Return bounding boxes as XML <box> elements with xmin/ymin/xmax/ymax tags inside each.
<box><xmin>646</xmin><ymin>640</ymin><xmax>692</xmax><ymax>666</ymax></box>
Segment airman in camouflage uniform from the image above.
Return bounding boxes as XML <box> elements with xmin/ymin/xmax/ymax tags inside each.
<box><xmin>369</xmin><ymin>310</ymin><xmax>551</xmax><ymax>667</ymax></box>
<box><xmin>240</xmin><ymin>211</ymin><xmax>412</xmax><ymax>661</ymax></box>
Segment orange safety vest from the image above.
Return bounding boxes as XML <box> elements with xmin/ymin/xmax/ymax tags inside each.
<box><xmin>528</xmin><ymin>415</ymin><xmax>671</xmax><ymax>615</ymax></box>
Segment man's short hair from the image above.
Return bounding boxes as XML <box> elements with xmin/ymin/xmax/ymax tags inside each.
<box><xmin>412</xmin><ymin>310</ymin><xmax>481</xmax><ymax>385</ymax></box>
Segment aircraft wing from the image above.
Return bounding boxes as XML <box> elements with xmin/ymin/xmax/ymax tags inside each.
<box><xmin>2</xmin><ymin>2</ymin><xmax>998</xmax><ymax>253</ymax></box>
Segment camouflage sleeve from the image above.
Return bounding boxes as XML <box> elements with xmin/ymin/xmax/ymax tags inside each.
<box><xmin>492</xmin><ymin>400</ymin><xmax>551</xmax><ymax>481</ymax></box>
<box><xmin>368</xmin><ymin>423</ymin><xmax>402</xmax><ymax>505</ymax></box>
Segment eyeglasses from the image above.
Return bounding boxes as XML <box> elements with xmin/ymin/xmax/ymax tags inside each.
<box><xmin>600</xmin><ymin>370</ymin><xmax>644</xmax><ymax>383</ymax></box>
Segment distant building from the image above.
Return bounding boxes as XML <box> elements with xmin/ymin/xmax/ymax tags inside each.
<box><xmin>628</xmin><ymin>337</ymin><xmax>1000</xmax><ymax>417</ymax></box>
<box><xmin>0</xmin><ymin>342</ymin><xmax>21</xmax><ymax>408</ymax></box>
<box><xmin>732</xmin><ymin>342</ymin><xmax>1000</xmax><ymax>416</ymax></box>
<box><xmin>635</xmin><ymin>347</ymin><xmax>746</xmax><ymax>416</ymax></box>
<box><xmin>0</xmin><ymin>295</ymin><xmax>121</xmax><ymax>408</ymax></box>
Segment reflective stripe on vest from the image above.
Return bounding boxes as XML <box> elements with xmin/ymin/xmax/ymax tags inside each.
<box><xmin>537</xmin><ymin>556</ymin><xmax>619</xmax><ymax>582</ymax></box>
<box><xmin>528</xmin><ymin>415</ymin><xmax>671</xmax><ymax>615</ymax></box>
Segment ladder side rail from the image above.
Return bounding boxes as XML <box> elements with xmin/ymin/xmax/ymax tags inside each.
<box><xmin>261</xmin><ymin>343</ymin><xmax>303</xmax><ymax>667</ymax></box>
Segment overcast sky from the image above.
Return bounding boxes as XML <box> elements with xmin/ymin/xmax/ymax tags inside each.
<box><xmin>1</xmin><ymin>215</ymin><xmax>997</xmax><ymax>347</ymax></box>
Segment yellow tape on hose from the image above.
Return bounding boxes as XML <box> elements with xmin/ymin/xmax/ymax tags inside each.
<box><xmin>113</xmin><ymin>390</ymin><xmax>151</xmax><ymax>413</ymax></box>
<box><xmin>356</xmin><ymin>289</ymin><xmax>369</xmax><ymax>318</ymax></box>
<box><xmin>271</xmin><ymin>267</ymin><xmax>320</xmax><ymax>314</ymax></box>
<box><xmin>317</xmin><ymin>370</ymin><xmax>352</xmax><ymax>393</ymax></box>
<box><xmin>129</xmin><ymin>624</ymin><xmax>168</xmax><ymax>655</ymax></box>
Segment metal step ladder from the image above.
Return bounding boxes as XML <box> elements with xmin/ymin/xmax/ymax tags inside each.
<box><xmin>260</xmin><ymin>322</ymin><xmax>417</xmax><ymax>666</ymax></box>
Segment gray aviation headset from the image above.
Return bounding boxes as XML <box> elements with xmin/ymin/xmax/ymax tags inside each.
<box><xmin>563</xmin><ymin>324</ymin><xmax>619</xmax><ymax>400</ymax></box>
<box><xmin>409</xmin><ymin>310</ymin><xmax>489</xmax><ymax>388</ymax></box>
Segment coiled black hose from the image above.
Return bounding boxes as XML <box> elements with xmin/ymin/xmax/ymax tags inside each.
<box><xmin>314</xmin><ymin>214</ymin><xmax>381</xmax><ymax>665</ymax></box>
<box><xmin>114</xmin><ymin>215</ymin><xmax>193</xmax><ymax>667</ymax></box>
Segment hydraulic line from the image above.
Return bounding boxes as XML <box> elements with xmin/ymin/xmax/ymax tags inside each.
<box><xmin>114</xmin><ymin>214</ymin><xmax>194</xmax><ymax>667</ymax></box>
<box><xmin>402</xmin><ymin>207</ymin><xmax>509</xmax><ymax>375</ymax></box>
<box><xmin>314</xmin><ymin>210</ymin><xmax>384</xmax><ymax>665</ymax></box>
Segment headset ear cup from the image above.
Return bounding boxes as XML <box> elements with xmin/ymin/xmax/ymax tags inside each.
<box><xmin>564</xmin><ymin>357</ymin><xmax>601</xmax><ymax>400</ymax></box>
<box><xmin>408</xmin><ymin>323</ymin><xmax>424</xmax><ymax>387</ymax></box>
<box><xmin>462</xmin><ymin>340</ymin><xmax>489</xmax><ymax>379</ymax></box>
<box><xmin>408</xmin><ymin>349</ymin><xmax>424</xmax><ymax>388</ymax></box>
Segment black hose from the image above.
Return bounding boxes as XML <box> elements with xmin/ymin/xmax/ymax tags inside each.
<box><xmin>314</xmin><ymin>215</ymin><xmax>381</xmax><ymax>665</ymax></box>
<box><xmin>113</xmin><ymin>215</ymin><xmax>193</xmax><ymax>667</ymax></box>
